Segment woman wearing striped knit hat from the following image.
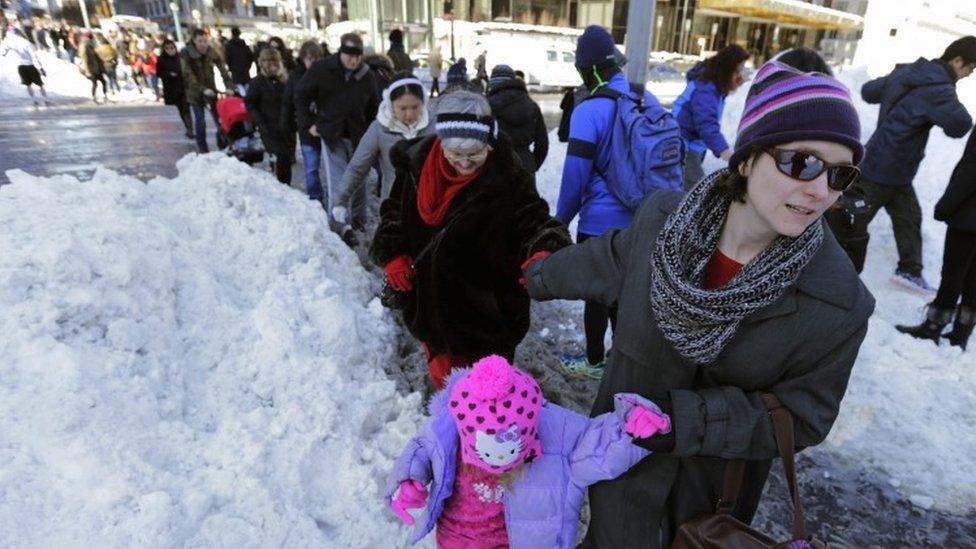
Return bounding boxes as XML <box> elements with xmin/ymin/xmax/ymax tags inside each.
<box><xmin>372</xmin><ymin>90</ymin><xmax>571</xmax><ymax>389</ymax></box>
<box><xmin>523</xmin><ymin>61</ymin><xmax>875</xmax><ymax>547</ymax></box>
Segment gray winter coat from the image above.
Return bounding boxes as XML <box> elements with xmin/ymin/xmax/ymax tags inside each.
<box><xmin>335</xmin><ymin>114</ymin><xmax>432</xmax><ymax>207</ymax></box>
<box><xmin>524</xmin><ymin>190</ymin><xmax>875</xmax><ymax>548</ymax></box>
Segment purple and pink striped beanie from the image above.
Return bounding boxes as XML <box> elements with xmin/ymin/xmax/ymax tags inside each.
<box><xmin>729</xmin><ymin>61</ymin><xmax>862</xmax><ymax>170</ymax></box>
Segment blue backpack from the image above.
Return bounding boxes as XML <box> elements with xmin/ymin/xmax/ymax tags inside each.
<box><xmin>583</xmin><ymin>87</ymin><xmax>684</xmax><ymax>210</ymax></box>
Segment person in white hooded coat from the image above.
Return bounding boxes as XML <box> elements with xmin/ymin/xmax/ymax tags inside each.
<box><xmin>332</xmin><ymin>72</ymin><xmax>432</xmax><ymax>231</ymax></box>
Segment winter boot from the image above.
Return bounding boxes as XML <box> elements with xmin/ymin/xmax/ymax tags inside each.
<box><xmin>895</xmin><ymin>306</ymin><xmax>954</xmax><ymax>345</ymax></box>
<box><xmin>944</xmin><ymin>305</ymin><xmax>975</xmax><ymax>351</ymax></box>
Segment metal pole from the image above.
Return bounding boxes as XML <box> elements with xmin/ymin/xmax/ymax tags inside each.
<box><xmin>171</xmin><ymin>4</ymin><xmax>184</xmax><ymax>43</ymax></box>
<box><xmin>624</xmin><ymin>0</ymin><xmax>654</xmax><ymax>84</ymax></box>
<box><xmin>450</xmin><ymin>18</ymin><xmax>455</xmax><ymax>61</ymax></box>
<box><xmin>425</xmin><ymin>0</ymin><xmax>433</xmax><ymax>51</ymax></box>
<box><xmin>79</xmin><ymin>0</ymin><xmax>91</xmax><ymax>28</ymax></box>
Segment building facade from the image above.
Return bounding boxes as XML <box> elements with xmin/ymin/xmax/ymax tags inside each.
<box><xmin>343</xmin><ymin>0</ymin><xmax>867</xmax><ymax>65</ymax></box>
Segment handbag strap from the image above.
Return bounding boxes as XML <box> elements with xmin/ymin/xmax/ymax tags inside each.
<box><xmin>717</xmin><ymin>393</ymin><xmax>808</xmax><ymax>541</ymax></box>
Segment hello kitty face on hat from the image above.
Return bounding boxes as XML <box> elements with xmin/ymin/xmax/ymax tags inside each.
<box><xmin>474</xmin><ymin>425</ymin><xmax>524</xmax><ymax>467</ymax></box>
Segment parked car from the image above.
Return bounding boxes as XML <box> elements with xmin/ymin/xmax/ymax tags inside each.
<box><xmin>644</xmin><ymin>62</ymin><xmax>685</xmax><ymax>106</ymax></box>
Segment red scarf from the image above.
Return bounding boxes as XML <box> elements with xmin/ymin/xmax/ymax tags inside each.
<box><xmin>417</xmin><ymin>138</ymin><xmax>484</xmax><ymax>226</ymax></box>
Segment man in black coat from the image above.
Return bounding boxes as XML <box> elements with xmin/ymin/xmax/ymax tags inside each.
<box><xmin>898</xmin><ymin>128</ymin><xmax>976</xmax><ymax>349</ymax></box>
<box><xmin>295</xmin><ymin>32</ymin><xmax>379</xmax><ymax>231</ymax></box>
<box><xmin>856</xmin><ymin>36</ymin><xmax>975</xmax><ymax>293</ymax></box>
<box><xmin>386</xmin><ymin>29</ymin><xmax>413</xmax><ymax>73</ymax></box>
<box><xmin>282</xmin><ymin>41</ymin><xmax>325</xmax><ymax>203</ymax></box>
<box><xmin>486</xmin><ymin>64</ymin><xmax>548</xmax><ymax>174</ymax></box>
<box><xmin>224</xmin><ymin>26</ymin><xmax>254</xmax><ymax>88</ymax></box>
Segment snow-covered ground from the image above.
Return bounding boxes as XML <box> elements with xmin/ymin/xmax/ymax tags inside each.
<box><xmin>1</xmin><ymin>34</ymin><xmax>168</xmax><ymax>106</ymax></box>
<box><xmin>1</xmin><ymin>58</ymin><xmax>975</xmax><ymax>547</ymax></box>
<box><xmin>0</xmin><ymin>155</ymin><xmax>425</xmax><ymax>547</ymax></box>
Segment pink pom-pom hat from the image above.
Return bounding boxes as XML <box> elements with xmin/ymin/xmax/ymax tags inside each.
<box><xmin>448</xmin><ymin>355</ymin><xmax>544</xmax><ymax>474</ymax></box>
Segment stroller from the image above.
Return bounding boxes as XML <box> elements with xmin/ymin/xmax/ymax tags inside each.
<box><xmin>215</xmin><ymin>94</ymin><xmax>264</xmax><ymax>165</ymax></box>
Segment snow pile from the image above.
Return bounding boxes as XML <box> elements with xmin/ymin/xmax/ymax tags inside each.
<box><xmin>0</xmin><ymin>154</ymin><xmax>426</xmax><ymax>547</ymax></box>
<box><xmin>1</xmin><ymin>34</ymin><xmax>163</xmax><ymax>105</ymax></box>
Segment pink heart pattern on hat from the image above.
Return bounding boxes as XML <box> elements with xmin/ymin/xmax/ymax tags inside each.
<box><xmin>449</xmin><ymin>355</ymin><xmax>544</xmax><ymax>475</ymax></box>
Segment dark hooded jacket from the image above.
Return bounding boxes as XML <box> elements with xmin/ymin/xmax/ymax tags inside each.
<box><xmin>487</xmin><ymin>77</ymin><xmax>549</xmax><ymax>173</ymax></box>
<box><xmin>935</xmin><ymin>128</ymin><xmax>976</xmax><ymax>232</ymax></box>
<box><xmin>371</xmin><ymin>134</ymin><xmax>571</xmax><ymax>358</ymax></box>
<box><xmin>281</xmin><ymin>62</ymin><xmax>313</xmax><ymax>145</ymax></box>
<box><xmin>860</xmin><ymin>58</ymin><xmax>973</xmax><ymax>186</ymax></box>
<box><xmin>525</xmin><ymin>188</ymin><xmax>874</xmax><ymax>548</ymax></box>
<box><xmin>245</xmin><ymin>72</ymin><xmax>292</xmax><ymax>156</ymax></box>
<box><xmin>387</xmin><ymin>41</ymin><xmax>414</xmax><ymax>73</ymax></box>
<box><xmin>157</xmin><ymin>51</ymin><xmax>185</xmax><ymax>105</ymax></box>
<box><xmin>294</xmin><ymin>55</ymin><xmax>379</xmax><ymax>148</ymax></box>
<box><xmin>224</xmin><ymin>37</ymin><xmax>254</xmax><ymax>86</ymax></box>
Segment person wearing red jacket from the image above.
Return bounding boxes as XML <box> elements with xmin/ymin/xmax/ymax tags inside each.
<box><xmin>144</xmin><ymin>49</ymin><xmax>159</xmax><ymax>101</ymax></box>
<box><xmin>371</xmin><ymin>91</ymin><xmax>570</xmax><ymax>389</ymax></box>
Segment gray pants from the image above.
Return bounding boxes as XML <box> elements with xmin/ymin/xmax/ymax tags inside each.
<box><xmin>682</xmin><ymin>151</ymin><xmax>705</xmax><ymax>191</ymax></box>
<box><xmin>323</xmin><ymin>138</ymin><xmax>367</xmax><ymax>231</ymax></box>
<box><xmin>854</xmin><ymin>178</ymin><xmax>924</xmax><ymax>275</ymax></box>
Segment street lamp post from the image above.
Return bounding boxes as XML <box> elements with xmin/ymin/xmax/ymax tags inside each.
<box><xmin>170</xmin><ymin>2</ymin><xmax>184</xmax><ymax>44</ymax></box>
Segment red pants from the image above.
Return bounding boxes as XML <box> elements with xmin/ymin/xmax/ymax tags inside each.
<box><xmin>422</xmin><ymin>343</ymin><xmax>468</xmax><ymax>389</ymax></box>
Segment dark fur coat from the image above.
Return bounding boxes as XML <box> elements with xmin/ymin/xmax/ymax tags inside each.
<box><xmin>371</xmin><ymin>134</ymin><xmax>571</xmax><ymax>359</ymax></box>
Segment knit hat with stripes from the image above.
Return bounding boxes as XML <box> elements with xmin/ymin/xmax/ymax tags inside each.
<box><xmin>729</xmin><ymin>60</ymin><xmax>862</xmax><ymax>170</ymax></box>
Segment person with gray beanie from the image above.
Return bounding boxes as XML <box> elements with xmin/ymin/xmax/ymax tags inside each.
<box><xmin>525</xmin><ymin>60</ymin><xmax>874</xmax><ymax>547</ymax></box>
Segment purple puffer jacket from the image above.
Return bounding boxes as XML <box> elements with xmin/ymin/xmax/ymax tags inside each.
<box><xmin>385</xmin><ymin>369</ymin><xmax>657</xmax><ymax>548</ymax></box>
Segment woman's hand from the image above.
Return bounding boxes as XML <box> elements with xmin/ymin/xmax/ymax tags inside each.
<box><xmin>385</xmin><ymin>255</ymin><xmax>415</xmax><ymax>292</ymax></box>
<box><xmin>519</xmin><ymin>250</ymin><xmax>552</xmax><ymax>288</ymax></box>
<box><xmin>389</xmin><ymin>479</ymin><xmax>428</xmax><ymax>525</ymax></box>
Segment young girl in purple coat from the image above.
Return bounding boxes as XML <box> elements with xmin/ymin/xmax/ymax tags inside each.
<box><xmin>386</xmin><ymin>355</ymin><xmax>671</xmax><ymax>548</ymax></box>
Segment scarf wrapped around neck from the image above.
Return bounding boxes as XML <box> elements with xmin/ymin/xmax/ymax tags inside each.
<box><xmin>417</xmin><ymin>138</ymin><xmax>485</xmax><ymax>226</ymax></box>
<box><xmin>649</xmin><ymin>170</ymin><xmax>824</xmax><ymax>365</ymax></box>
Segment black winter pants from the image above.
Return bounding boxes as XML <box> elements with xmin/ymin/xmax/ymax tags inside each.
<box><xmin>933</xmin><ymin>227</ymin><xmax>976</xmax><ymax>309</ymax></box>
<box><xmin>274</xmin><ymin>152</ymin><xmax>293</xmax><ymax>185</ymax></box>
<box><xmin>854</xmin><ymin>179</ymin><xmax>924</xmax><ymax>275</ymax></box>
<box><xmin>578</xmin><ymin>232</ymin><xmax>618</xmax><ymax>365</ymax></box>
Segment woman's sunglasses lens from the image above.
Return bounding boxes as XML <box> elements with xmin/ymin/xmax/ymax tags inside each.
<box><xmin>828</xmin><ymin>167</ymin><xmax>859</xmax><ymax>191</ymax></box>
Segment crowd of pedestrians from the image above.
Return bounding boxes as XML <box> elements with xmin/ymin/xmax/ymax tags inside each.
<box><xmin>4</xmin><ymin>13</ymin><xmax>976</xmax><ymax>546</ymax></box>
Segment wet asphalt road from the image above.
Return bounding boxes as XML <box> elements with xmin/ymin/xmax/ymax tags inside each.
<box><xmin>1</xmin><ymin>99</ymin><xmax>198</xmax><ymax>185</ymax></box>
<box><xmin>0</xmin><ymin>93</ymin><xmax>566</xmax><ymax>186</ymax></box>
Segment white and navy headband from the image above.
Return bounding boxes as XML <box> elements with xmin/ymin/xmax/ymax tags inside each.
<box><xmin>382</xmin><ymin>77</ymin><xmax>424</xmax><ymax>103</ymax></box>
<box><xmin>435</xmin><ymin>113</ymin><xmax>499</xmax><ymax>144</ymax></box>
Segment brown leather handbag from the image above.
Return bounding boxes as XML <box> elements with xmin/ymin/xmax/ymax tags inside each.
<box><xmin>671</xmin><ymin>394</ymin><xmax>825</xmax><ymax>549</ymax></box>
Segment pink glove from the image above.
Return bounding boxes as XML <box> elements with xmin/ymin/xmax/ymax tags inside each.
<box><xmin>625</xmin><ymin>404</ymin><xmax>672</xmax><ymax>439</ymax></box>
<box><xmin>389</xmin><ymin>479</ymin><xmax>428</xmax><ymax>526</ymax></box>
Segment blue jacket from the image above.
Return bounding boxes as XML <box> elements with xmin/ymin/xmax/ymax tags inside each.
<box><xmin>557</xmin><ymin>72</ymin><xmax>657</xmax><ymax>236</ymax></box>
<box><xmin>860</xmin><ymin>58</ymin><xmax>972</xmax><ymax>186</ymax></box>
<box><xmin>385</xmin><ymin>369</ymin><xmax>654</xmax><ymax>548</ymax></box>
<box><xmin>673</xmin><ymin>62</ymin><xmax>729</xmax><ymax>157</ymax></box>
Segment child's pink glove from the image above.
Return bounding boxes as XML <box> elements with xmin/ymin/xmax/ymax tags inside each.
<box><xmin>625</xmin><ymin>404</ymin><xmax>672</xmax><ymax>439</ymax></box>
<box><xmin>389</xmin><ymin>479</ymin><xmax>428</xmax><ymax>526</ymax></box>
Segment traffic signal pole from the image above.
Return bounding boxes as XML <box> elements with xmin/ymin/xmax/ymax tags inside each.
<box><xmin>624</xmin><ymin>0</ymin><xmax>655</xmax><ymax>85</ymax></box>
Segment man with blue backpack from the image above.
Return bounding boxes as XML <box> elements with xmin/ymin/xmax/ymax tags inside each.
<box><xmin>555</xmin><ymin>25</ymin><xmax>683</xmax><ymax>379</ymax></box>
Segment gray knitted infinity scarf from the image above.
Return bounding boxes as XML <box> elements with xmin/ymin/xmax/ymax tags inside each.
<box><xmin>649</xmin><ymin>169</ymin><xmax>824</xmax><ymax>365</ymax></box>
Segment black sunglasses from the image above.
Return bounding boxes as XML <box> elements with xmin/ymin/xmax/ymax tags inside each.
<box><xmin>764</xmin><ymin>148</ymin><xmax>860</xmax><ymax>191</ymax></box>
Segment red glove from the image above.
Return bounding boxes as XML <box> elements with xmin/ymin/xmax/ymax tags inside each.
<box><xmin>385</xmin><ymin>255</ymin><xmax>415</xmax><ymax>292</ymax></box>
<box><xmin>519</xmin><ymin>250</ymin><xmax>552</xmax><ymax>288</ymax></box>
